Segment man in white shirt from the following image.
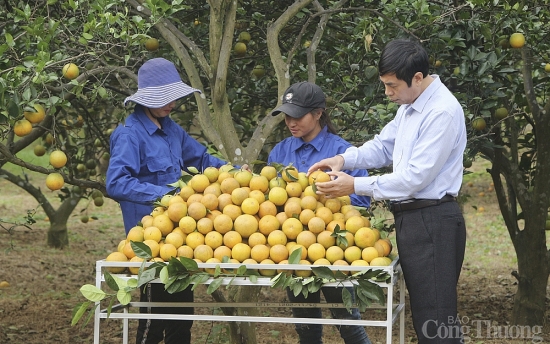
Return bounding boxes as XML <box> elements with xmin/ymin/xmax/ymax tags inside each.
<box><xmin>309</xmin><ymin>39</ymin><xmax>467</xmax><ymax>343</ymax></box>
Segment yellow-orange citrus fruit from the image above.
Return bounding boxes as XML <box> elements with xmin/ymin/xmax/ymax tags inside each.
<box><xmin>190</xmin><ymin>174</ymin><xmax>210</xmax><ymax>193</ymax></box>
<box><xmin>307</xmin><ymin>216</ymin><xmax>326</xmax><ymax>235</ymax></box>
<box><xmin>24</xmin><ymin>103</ymin><xmax>46</xmax><ymax>123</ymax></box>
<box><xmin>231</xmin><ymin>187</ymin><xmax>249</xmax><ymax>206</ymax></box>
<box><xmin>223</xmin><ymin>231</ymin><xmax>242</xmax><ymax>249</ymax></box>
<box><xmin>213</xmin><ymin>245</ymin><xmax>232</xmax><ymax>261</ymax></box>
<box><xmin>200</xmin><ymin>193</ymin><xmax>219</xmax><ymax>211</ymax></box>
<box><xmin>105</xmin><ymin>251</ymin><xmax>128</xmax><ymax>273</ymax></box>
<box><xmin>185</xmin><ymin>231</ymin><xmax>205</xmax><ymax>249</ymax></box>
<box><xmin>33</xmin><ymin>144</ymin><xmax>46</xmax><ymax>156</ymax></box>
<box><xmin>167</xmin><ymin>202</ymin><xmax>188</xmax><ymax>223</ymax></box>
<box><xmin>221</xmin><ymin>177</ymin><xmax>240</xmax><ymax>194</ymax></box>
<box><xmin>62</xmin><ymin>63</ymin><xmax>80</xmax><ymax>80</ymax></box>
<box><xmin>231</xmin><ymin>242</ymin><xmax>251</xmax><ymax>262</ymax></box>
<box><xmin>127</xmin><ymin>226</ymin><xmax>145</xmax><ymax>242</ymax></box>
<box><xmin>315</xmin><ymin>207</ymin><xmax>334</xmax><ymax>225</ymax></box>
<box><xmin>218</xmin><ymin>193</ymin><xmax>233</xmax><ymax>211</ymax></box>
<box><xmin>374</xmin><ymin>238</ymin><xmax>392</xmax><ymax>257</ymax></box>
<box><xmin>177</xmin><ymin>245</ymin><xmax>194</xmax><ymax>259</ymax></box>
<box><xmin>509</xmin><ymin>32</ymin><xmax>525</xmax><ymax>48</ymax></box>
<box><xmin>258</xmin><ymin>259</ymin><xmax>277</xmax><ymax>277</ymax></box>
<box><xmin>267</xmin><ymin>229</ymin><xmax>287</xmax><ymax>246</ymax></box>
<box><xmin>165</xmin><ymin>232</ymin><xmax>184</xmax><ymax>248</ymax></box>
<box><xmin>203</xmin><ymin>166</ymin><xmax>220</xmax><ymax>183</ymax></box>
<box><xmin>345</xmin><ymin>215</ymin><xmax>365</xmax><ymax>234</ymax></box>
<box><xmin>370</xmin><ymin>256</ymin><xmax>392</xmax><ymax>266</ymax></box>
<box><xmin>472</xmin><ymin>117</ymin><xmax>486</xmax><ymax>131</ymax></box>
<box><xmin>308</xmin><ymin>170</ymin><xmax>331</xmax><ymax>185</ymax></box>
<box><xmin>203</xmin><ymin>183</ymin><xmax>222</xmax><ymax>197</ymax></box>
<box><xmin>145</xmin><ymin>37</ymin><xmax>160</xmax><ymax>51</ymax></box>
<box><xmin>344</xmin><ymin>246</ymin><xmax>362</xmax><ymax>263</ymax></box>
<box><xmin>233</xmin><ymin>214</ymin><xmax>259</xmax><ymax>238</ymax></box>
<box><xmin>14</xmin><ymin>119</ymin><xmax>33</xmax><ymax>137</ymax></box>
<box><xmin>260</xmin><ymin>165</ymin><xmax>278</xmax><ymax>181</ymax></box>
<box><xmin>361</xmin><ymin>246</ymin><xmax>379</xmax><ymax>263</ymax></box>
<box><xmin>241</xmin><ymin>197</ymin><xmax>260</xmax><ymax>215</ymax></box>
<box><xmin>247</xmin><ymin>232</ymin><xmax>267</xmax><ymax>247</ymax></box>
<box><xmin>281</xmin><ymin>167</ymin><xmax>299</xmax><ymax>182</ymax></box>
<box><xmin>153</xmin><ymin>214</ymin><xmax>175</xmax><ymax>236</ymax></box>
<box><xmin>269</xmin><ymin>244</ymin><xmax>289</xmax><ymax>263</ymax></box>
<box><xmin>122</xmin><ymin>241</ymin><xmax>136</xmax><ymax>259</ymax></box>
<box><xmin>307</xmin><ymin>243</ymin><xmax>326</xmax><ymax>262</ymax></box>
<box><xmin>179</xmin><ymin>216</ymin><xmax>197</xmax><ymax>234</ymax></box>
<box><xmin>160</xmin><ymin>243</ymin><xmax>178</xmax><ymax>261</ymax></box>
<box><xmin>234</xmin><ymin>170</ymin><xmax>253</xmax><ymax>187</ymax></box>
<box><xmin>187</xmin><ymin>202</ymin><xmax>207</xmax><ymax>221</ymax></box>
<box><xmin>186</xmin><ymin>193</ymin><xmax>203</xmax><ymax>206</ymax></box>
<box><xmin>143</xmin><ymin>239</ymin><xmax>160</xmax><ymax>257</ymax></box>
<box><xmin>144</xmin><ymin>226</ymin><xmax>162</xmax><ymax>242</ymax></box>
<box><xmin>326</xmin><ymin>246</ymin><xmax>344</xmax><ymax>264</ymax></box>
<box><xmin>299</xmin><ymin>208</ymin><xmax>316</xmax><ymax>226</ymax></box>
<box><xmin>317</xmin><ymin>230</ymin><xmax>337</xmax><ymax>249</ymax></box>
<box><xmin>289</xmin><ymin>244</ymin><xmax>308</xmax><ymax>260</ymax></box>
<box><xmin>258</xmin><ymin>214</ymin><xmax>280</xmax><ymax>235</ymax></box>
<box><xmin>129</xmin><ymin>256</ymin><xmax>144</xmax><ymax>275</ymax></box>
<box><xmin>249</xmin><ymin>175</ymin><xmax>269</xmax><ymax>192</ymax></box>
<box><xmin>196</xmin><ymin>217</ymin><xmax>214</xmax><ymax>235</ymax></box>
<box><xmin>45</xmin><ymin>172</ymin><xmax>64</xmax><ymax>191</ymax></box>
<box><xmin>282</xmin><ymin>217</ymin><xmax>303</xmax><ymax>240</ymax></box>
<box><xmin>251</xmin><ymin>244</ymin><xmax>270</xmax><ymax>262</ymax></box>
<box><xmin>194</xmin><ymin>244</ymin><xmax>214</xmax><ymax>262</ymax></box>
<box><xmin>204</xmin><ymin>231</ymin><xmax>223</xmax><ymax>249</ymax></box>
<box><xmin>284</xmin><ymin>199</ymin><xmax>302</xmax><ymax>218</ymax></box>
<box><xmin>285</xmin><ymin>182</ymin><xmax>302</xmax><ymax>198</ymax></box>
<box><xmin>213</xmin><ymin>213</ymin><xmax>233</xmax><ymax>234</ymax></box>
<box><xmin>179</xmin><ymin>185</ymin><xmax>195</xmax><ymax>201</ymax></box>
<box><xmin>296</xmin><ymin>231</ymin><xmax>316</xmax><ymax>249</ymax></box>
<box><xmin>294</xmin><ymin>260</ymin><xmax>313</xmax><ymax>277</ymax></box>
<box><xmin>258</xmin><ymin>200</ymin><xmax>277</xmax><ymax>218</ymax></box>
<box><xmin>354</xmin><ymin>227</ymin><xmax>377</xmax><ymax>249</ymax></box>
<box><xmin>222</xmin><ymin>203</ymin><xmax>242</xmax><ymax>221</ymax></box>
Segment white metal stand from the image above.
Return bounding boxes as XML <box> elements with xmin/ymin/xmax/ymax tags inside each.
<box><xmin>93</xmin><ymin>258</ymin><xmax>405</xmax><ymax>344</ymax></box>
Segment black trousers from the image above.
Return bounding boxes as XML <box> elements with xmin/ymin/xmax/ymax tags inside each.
<box><xmin>136</xmin><ymin>283</ymin><xmax>194</xmax><ymax>344</ymax></box>
<box><xmin>393</xmin><ymin>201</ymin><xmax>466</xmax><ymax>343</ymax></box>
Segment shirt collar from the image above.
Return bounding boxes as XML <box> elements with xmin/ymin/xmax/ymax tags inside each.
<box><xmin>409</xmin><ymin>74</ymin><xmax>442</xmax><ymax>114</ymax></box>
<box><xmin>133</xmin><ymin>105</ymin><xmax>167</xmax><ymax>135</ymax></box>
<box><xmin>289</xmin><ymin>125</ymin><xmax>329</xmax><ymax>152</ymax></box>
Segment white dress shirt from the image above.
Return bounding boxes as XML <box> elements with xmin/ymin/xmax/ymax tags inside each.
<box><xmin>341</xmin><ymin>75</ymin><xmax>466</xmax><ymax>201</ymax></box>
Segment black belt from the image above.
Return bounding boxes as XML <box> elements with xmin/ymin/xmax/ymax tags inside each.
<box><xmin>390</xmin><ymin>195</ymin><xmax>456</xmax><ymax>213</ymax></box>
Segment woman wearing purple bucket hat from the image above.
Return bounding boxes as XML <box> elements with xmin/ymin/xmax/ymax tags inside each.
<box><xmin>106</xmin><ymin>58</ymin><xmax>230</xmax><ymax>344</ymax></box>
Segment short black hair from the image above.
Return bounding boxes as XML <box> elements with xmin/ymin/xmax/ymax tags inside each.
<box><xmin>378</xmin><ymin>39</ymin><xmax>429</xmax><ymax>87</ymax></box>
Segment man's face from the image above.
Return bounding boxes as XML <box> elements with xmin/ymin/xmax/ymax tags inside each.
<box><xmin>380</xmin><ymin>73</ymin><xmax>422</xmax><ymax>105</ymax></box>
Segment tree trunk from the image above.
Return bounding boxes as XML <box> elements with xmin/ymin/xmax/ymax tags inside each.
<box><xmin>46</xmin><ymin>194</ymin><xmax>81</xmax><ymax>248</ymax></box>
<box><xmin>510</xmin><ymin>219</ymin><xmax>549</xmax><ymax>325</ymax></box>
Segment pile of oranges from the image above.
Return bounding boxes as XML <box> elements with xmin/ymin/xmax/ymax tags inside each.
<box><xmin>105</xmin><ymin>164</ymin><xmax>393</xmax><ymax>276</ymax></box>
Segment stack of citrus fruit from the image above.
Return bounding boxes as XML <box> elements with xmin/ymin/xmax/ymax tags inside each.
<box><xmin>105</xmin><ymin>164</ymin><xmax>394</xmax><ymax>276</ymax></box>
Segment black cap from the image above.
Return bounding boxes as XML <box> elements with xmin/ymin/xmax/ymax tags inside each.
<box><xmin>271</xmin><ymin>81</ymin><xmax>326</xmax><ymax>118</ymax></box>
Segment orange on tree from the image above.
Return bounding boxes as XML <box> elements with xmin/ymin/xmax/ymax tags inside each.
<box><xmin>24</xmin><ymin>103</ymin><xmax>46</xmax><ymax>123</ymax></box>
<box><xmin>145</xmin><ymin>37</ymin><xmax>159</xmax><ymax>51</ymax></box>
<box><xmin>62</xmin><ymin>63</ymin><xmax>80</xmax><ymax>80</ymax></box>
<box><xmin>50</xmin><ymin>150</ymin><xmax>68</xmax><ymax>168</ymax></box>
<box><xmin>45</xmin><ymin>172</ymin><xmax>64</xmax><ymax>191</ymax></box>
<box><xmin>13</xmin><ymin>119</ymin><xmax>32</xmax><ymax>137</ymax></box>
<box><xmin>509</xmin><ymin>32</ymin><xmax>525</xmax><ymax>48</ymax></box>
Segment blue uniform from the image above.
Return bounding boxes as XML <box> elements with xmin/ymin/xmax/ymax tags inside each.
<box><xmin>106</xmin><ymin>105</ymin><xmax>226</xmax><ymax>233</ymax></box>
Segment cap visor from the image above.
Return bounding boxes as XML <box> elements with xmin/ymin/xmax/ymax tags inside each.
<box><xmin>270</xmin><ymin>103</ymin><xmax>313</xmax><ymax>118</ymax></box>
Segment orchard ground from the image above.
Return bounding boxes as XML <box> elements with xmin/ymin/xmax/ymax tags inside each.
<box><xmin>0</xmin><ymin>161</ymin><xmax>549</xmax><ymax>343</ymax></box>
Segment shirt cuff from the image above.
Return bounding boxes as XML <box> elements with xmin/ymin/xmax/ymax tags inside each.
<box><xmin>353</xmin><ymin>176</ymin><xmax>376</xmax><ymax>198</ymax></box>
<box><xmin>340</xmin><ymin>147</ymin><xmax>358</xmax><ymax>170</ymax></box>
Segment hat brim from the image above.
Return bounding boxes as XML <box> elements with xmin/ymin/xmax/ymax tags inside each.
<box><xmin>124</xmin><ymin>81</ymin><xmax>202</xmax><ymax>108</ymax></box>
<box><xmin>271</xmin><ymin>103</ymin><xmax>315</xmax><ymax>118</ymax></box>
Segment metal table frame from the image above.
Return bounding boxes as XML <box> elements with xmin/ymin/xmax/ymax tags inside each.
<box><xmin>93</xmin><ymin>258</ymin><xmax>405</xmax><ymax>344</ymax></box>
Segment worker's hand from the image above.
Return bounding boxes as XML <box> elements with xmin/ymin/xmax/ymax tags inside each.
<box><xmin>307</xmin><ymin>155</ymin><xmax>345</xmax><ymax>176</ymax></box>
<box><xmin>314</xmin><ymin>171</ymin><xmax>355</xmax><ymax>198</ymax></box>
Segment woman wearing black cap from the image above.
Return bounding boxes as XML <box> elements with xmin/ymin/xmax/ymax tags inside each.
<box><xmin>268</xmin><ymin>81</ymin><xmax>372</xmax><ymax>344</ymax></box>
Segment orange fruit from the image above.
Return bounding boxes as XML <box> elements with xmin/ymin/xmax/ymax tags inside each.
<box><xmin>294</xmin><ymin>260</ymin><xmax>313</xmax><ymax>277</ymax></box>
<box><xmin>345</xmin><ymin>215</ymin><xmax>365</xmax><ymax>234</ymax></box>
<box><xmin>234</xmin><ymin>170</ymin><xmax>253</xmax><ymax>187</ymax></box>
<box><xmin>307</xmin><ymin>216</ymin><xmax>326</xmax><ymax>235</ymax></box>
<box><xmin>167</xmin><ymin>202</ymin><xmax>188</xmax><ymax>223</ymax></box>
<box><xmin>220</xmin><ymin>177</ymin><xmax>240</xmax><ymax>194</ymax></box>
<box><xmin>354</xmin><ymin>227</ymin><xmax>377</xmax><ymax>248</ymax></box>
<box><xmin>218</xmin><ymin>193</ymin><xmax>233</xmax><ymax>211</ymax></box>
<box><xmin>153</xmin><ymin>214</ymin><xmax>175</xmax><ymax>236</ymax></box>
<box><xmin>24</xmin><ymin>103</ymin><xmax>46</xmax><ymax>123</ymax></box>
<box><xmin>233</xmin><ymin>214</ymin><xmax>259</xmax><ymax>238</ymax></box>
<box><xmin>179</xmin><ymin>185</ymin><xmax>195</xmax><ymax>201</ymax></box>
<box><xmin>326</xmin><ymin>246</ymin><xmax>344</xmax><ymax>264</ymax></box>
<box><xmin>248</xmin><ymin>189</ymin><xmax>267</xmax><ymax>205</ymax></box>
<box><xmin>196</xmin><ymin>217</ymin><xmax>214</xmax><ymax>235</ymax></box>
<box><xmin>281</xmin><ymin>166</ymin><xmax>299</xmax><ymax>182</ymax></box>
<box><xmin>143</xmin><ymin>239</ymin><xmax>160</xmax><ymax>257</ymax></box>
<box><xmin>509</xmin><ymin>32</ymin><xmax>525</xmax><ymax>48</ymax></box>
<box><xmin>185</xmin><ymin>231</ymin><xmax>205</xmax><ymax>249</ymax></box>
<box><xmin>315</xmin><ymin>207</ymin><xmax>333</xmax><ymax>225</ymax></box>
<box><xmin>203</xmin><ymin>183</ymin><xmax>222</xmax><ymax>197</ymax></box>
<box><xmin>49</xmin><ymin>150</ymin><xmax>67</xmax><ymax>169</ymax></box>
<box><xmin>223</xmin><ymin>231</ymin><xmax>242</xmax><ymax>249</ymax></box>
<box><xmin>127</xmin><ymin>226</ymin><xmax>145</xmax><ymax>242</ymax></box>
<box><xmin>296</xmin><ymin>231</ymin><xmax>316</xmax><ymax>249</ymax></box>
<box><xmin>361</xmin><ymin>246</ymin><xmax>379</xmax><ymax>263</ymax></box>
<box><xmin>177</xmin><ymin>245</ymin><xmax>194</xmax><ymax>259</ymax></box>
<box><xmin>298</xmin><ymin>208</ymin><xmax>316</xmax><ymax>226</ymax></box>
<box><xmin>249</xmin><ymin>175</ymin><xmax>269</xmax><ymax>192</ymax></box>
<box><xmin>316</xmin><ymin>230</ymin><xmax>336</xmax><ymax>249</ymax></box>
<box><xmin>45</xmin><ymin>172</ymin><xmax>64</xmax><ymax>191</ymax></box>
<box><xmin>200</xmin><ymin>193</ymin><xmax>219</xmax><ymax>211</ymax></box>
<box><xmin>204</xmin><ymin>231</ymin><xmax>223</xmax><ymax>249</ymax></box>
<box><xmin>194</xmin><ymin>244</ymin><xmax>214</xmax><ymax>262</ymax></box>
<box><xmin>241</xmin><ymin>197</ymin><xmax>260</xmax><ymax>215</ymax></box>
<box><xmin>213</xmin><ymin>245</ymin><xmax>232</xmax><ymax>261</ymax></box>
<box><xmin>344</xmin><ymin>246</ymin><xmax>362</xmax><ymax>264</ymax></box>
<box><xmin>179</xmin><ymin>216</ymin><xmax>197</xmax><ymax>234</ymax></box>
<box><xmin>128</xmin><ymin>256</ymin><xmax>145</xmax><ymax>275</ymax></box>
<box><xmin>267</xmin><ymin>230</ymin><xmax>287</xmax><ymax>246</ymax></box>
<box><xmin>269</xmin><ymin>244</ymin><xmax>289</xmax><ymax>263</ymax></box>
<box><xmin>222</xmin><ymin>204</ymin><xmax>242</xmax><ymax>221</ymax></box>
<box><xmin>189</xmin><ymin>174</ymin><xmax>210</xmax><ymax>193</ymax></box>
<box><xmin>251</xmin><ymin>244</ymin><xmax>270</xmax><ymax>262</ymax></box>
<box><xmin>307</xmin><ymin>243</ymin><xmax>326</xmax><ymax>262</ymax></box>
<box><xmin>213</xmin><ymin>213</ymin><xmax>233</xmax><ymax>234</ymax></box>
<box><xmin>203</xmin><ymin>166</ymin><xmax>220</xmax><ymax>183</ymax></box>
<box><xmin>62</xmin><ymin>63</ymin><xmax>80</xmax><ymax>79</ymax></box>
<box><xmin>284</xmin><ymin>199</ymin><xmax>302</xmax><ymax>218</ymax></box>
<box><xmin>282</xmin><ymin>217</ymin><xmax>303</xmax><ymax>240</ymax></box>
<box><xmin>160</xmin><ymin>243</ymin><xmax>178</xmax><ymax>261</ymax></box>
<box><xmin>144</xmin><ymin>226</ymin><xmax>162</xmax><ymax>242</ymax></box>
<box><xmin>187</xmin><ymin>202</ymin><xmax>207</xmax><ymax>221</ymax></box>
<box><xmin>269</xmin><ymin>187</ymin><xmax>288</xmax><ymax>207</ymax></box>
<box><xmin>260</xmin><ymin>165</ymin><xmax>278</xmax><ymax>181</ymax></box>
<box><xmin>105</xmin><ymin>251</ymin><xmax>128</xmax><ymax>273</ymax></box>
<box><xmin>285</xmin><ymin>182</ymin><xmax>302</xmax><ymax>197</ymax></box>
<box><xmin>165</xmin><ymin>232</ymin><xmax>184</xmax><ymax>249</ymax></box>
<box><xmin>231</xmin><ymin>242</ymin><xmax>252</xmax><ymax>262</ymax></box>
<box><xmin>247</xmin><ymin>232</ymin><xmax>267</xmax><ymax>247</ymax></box>
<box><xmin>258</xmin><ymin>214</ymin><xmax>280</xmax><ymax>235</ymax></box>
<box><xmin>231</xmin><ymin>187</ymin><xmax>249</xmax><ymax>206</ymax></box>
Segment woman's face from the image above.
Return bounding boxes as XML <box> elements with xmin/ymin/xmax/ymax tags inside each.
<box><xmin>285</xmin><ymin>111</ymin><xmax>322</xmax><ymax>142</ymax></box>
<box><xmin>149</xmin><ymin>101</ymin><xmax>176</xmax><ymax>118</ymax></box>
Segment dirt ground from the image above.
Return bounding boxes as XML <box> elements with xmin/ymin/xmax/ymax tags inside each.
<box><xmin>0</xmin><ymin>165</ymin><xmax>549</xmax><ymax>344</ymax></box>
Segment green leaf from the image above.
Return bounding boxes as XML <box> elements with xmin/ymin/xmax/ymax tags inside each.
<box><xmin>179</xmin><ymin>256</ymin><xmax>198</xmax><ymax>271</ymax></box>
<box><xmin>131</xmin><ymin>241</ymin><xmax>152</xmax><ymax>259</ymax></box>
<box><xmin>288</xmin><ymin>247</ymin><xmax>302</xmax><ymax>264</ymax></box>
<box><xmin>80</xmin><ymin>284</ymin><xmax>106</xmax><ymax>302</ymax></box>
<box><xmin>236</xmin><ymin>265</ymin><xmax>247</xmax><ymax>275</ymax></box>
<box><xmin>103</xmin><ymin>271</ymin><xmax>119</xmax><ymax>291</ymax></box>
<box><xmin>206</xmin><ymin>278</ymin><xmax>224</xmax><ymax>294</ymax></box>
<box><xmin>117</xmin><ymin>289</ymin><xmax>132</xmax><ymax>305</ymax></box>
<box><xmin>341</xmin><ymin>287</ymin><xmax>353</xmax><ymax>313</ymax></box>
<box><xmin>249</xmin><ymin>274</ymin><xmax>258</xmax><ymax>283</ymax></box>
<box><xmin>71</xmin><ymin>301</ymin><xmax>91</xmax><ymax>326</ymax></box>
<box><xmin>159</xmin><ymin>266</ymin><xmax>169</xmax><ymax>284</ymax></box>
<box><xmin>213</xmin><ymin>264</ymin><xmax>222</xmax><ymax>277</ymax></box>
<box><xmin>137</xmin><ymin>269</ymin><xmax>157</xmax><ymax>288</ymax></box>
<box><xmin>311</xmin><ymin>266</ymin><xmax>335</xmax><ymax>280</ymax></box>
